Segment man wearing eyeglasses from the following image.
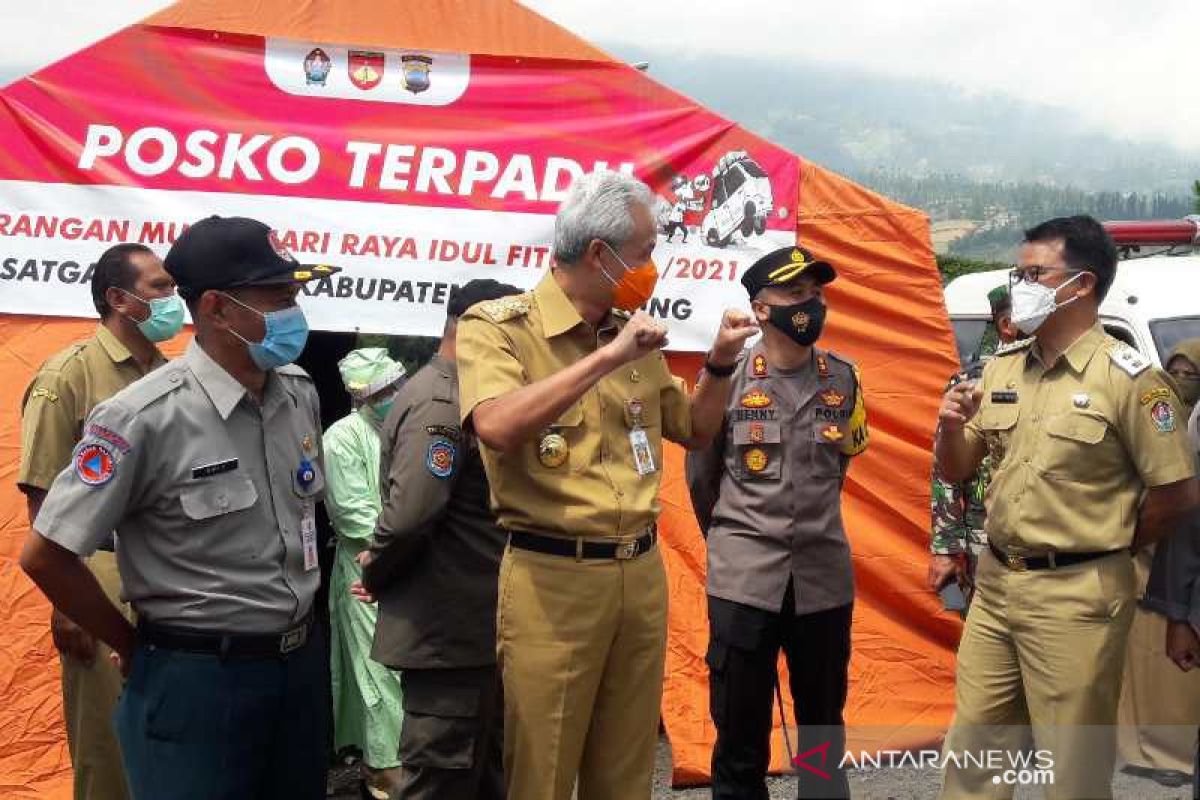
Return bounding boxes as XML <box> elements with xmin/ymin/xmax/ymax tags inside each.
<box><xmin>935</xmin><ymin>215</ymin><xmax>1200</xmax><ymax>799</ymax></box>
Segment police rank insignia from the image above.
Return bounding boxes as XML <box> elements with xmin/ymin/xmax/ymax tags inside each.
<box><xmin>1109</xmin><ymin>343</ymin><xmax>1149</xmax><ymax>377</ymax></box>
<box><xmin>401</xmin><ymin>54</ymin><xmax>433</xmax><ymax>94</ymax></box>
<box><xmin>743</xmin><ymin>447</ymin><xmax>769</xmax><ymax>473</ymax></box>
<box><xmin>820</xmin><ymin>424</ymin><xmax>844</xmax><ymax>442</ymax></box>
<box><xmin>303</xmin><ymin>47</ymin><xmax>332</xmax><ymax>86</ymax></box>
<box><xmin>538</xmin><ymin>432</ymin><xmax>569</xmax><ymax>468</ymax></box>
<box><xmin>749</xmin><ymin>422</ymin><xmax>766</xmax><ymax>444</ymax></box>
<box><xmin>819</xmin><ymin>388</ymin><xmax>846</xmax><ymax>408</ymax></box>
<box><xmin>817</xmin><ymin>355</ymin><xmax>830</xmax><ymax>379</ymax></box>
<box><xmin>427</xmin><ymin>439</ymin><xmax>456</xmax><ymax>478</ymax></box>
<box><xmin>479</xmin><ymin>296</ymin><xmax>530</xmax><ymax>323</ymax></box>
<box><xmin>74</xmin><ymin>443</ymin><xmax>115</xmax><ymax>486</ymax></box>
<box><xmin>741</xmin><ymin>389</ymin><xmax>772</xmax><ymax>409</ymax></box>
<box><xmin>752</xmin><ymin>354</ymin><xmax>768</xmax><ymax>377</ymax></box>
<box><xmin>1150</xmin><ymin>400</ymin><xmax>1176</xmax><ymax>433</ymax></box>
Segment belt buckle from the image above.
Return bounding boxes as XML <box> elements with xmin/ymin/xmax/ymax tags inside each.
<box><xmin>1005</xmin><ymin>553</ymin><xmax>1027</xmax><ymax>572</ymax></box>
<box><xmin>279</xmin><ymin>625</ymin><xmax>306</xmax><ymax>654</ymax></box>
<box><xmin>615</xmin><ymin>540</ymin><xmax>639</xmax><ymax>560</ymax></box>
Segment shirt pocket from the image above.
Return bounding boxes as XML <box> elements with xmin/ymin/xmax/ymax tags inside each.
<box><xmin>1039</xmin><ymin>411</ymin><xmax>1109</xmax><ymax>481</ymax></box>
<box><xmin>976</xmin><ymin>404</ymin><xmax>1020</xmax><ymax>467</ymax></box>
<box><xmin>179</xmin><ymin>475</ymin><xmax>259</xmax><ymax>520</ymax></box>
<box><xmin>732</xmin><ymin>421</ymin><xmax>782</xmax><ymax>481</ymax></box>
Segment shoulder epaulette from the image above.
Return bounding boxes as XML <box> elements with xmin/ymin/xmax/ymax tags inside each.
<box><xmin>993</xmin><ymin>337</ymin><xmax>1034</xmax><ymax>357</ymax></box>
<box><xmin>477</xmin><ymin>295</ymin><xmax>531</xmax><ymax>323</ymax></box>
<box><xmin>1108</xmin><ymin>341</ymin><xmax>1150</xmax><ymax>377</ymax></box>
<box><xmin>275</xmin><ymin>363</ymin><xmax>314</xmax><ymax>381</ymax></box>
<box><xmin>117</xmin><ymin>366</ymin><xmax>189</xmax><ymax>412</ymax></box>
<box><xmin>824</xmin><ymin>350</ymin><xmax>857</xmax><ymax>370</ymax></box>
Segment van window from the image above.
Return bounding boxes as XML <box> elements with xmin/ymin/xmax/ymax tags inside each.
<box><xmin>724</xmin><ymin>165</ymin><xmax>746</xmax><ymax>196</ymax></box>
<box><xmin>1150</xmin><ymin>317</ymin><xmax>1200</xmax><ymax>363</ymax></box>
<box><xmin>952</xmin><ymin>319</ymin><xmax>991</xmax><ymax>365</ymax></box>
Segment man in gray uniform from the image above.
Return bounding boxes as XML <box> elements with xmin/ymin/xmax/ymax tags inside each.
<box><xmin>358</xmin><ymin>279</ymin><xmax>521</xmax><ymax>800</ymax></box>
<box><xmin>19</xmin><ymin>215</ymin><xmax>341</xmax><ymax>800</ymax></box>
<box><xmin>687</xmin><ymin>245</ymin><xmax>868</xmax><ymax>800</ymax></box>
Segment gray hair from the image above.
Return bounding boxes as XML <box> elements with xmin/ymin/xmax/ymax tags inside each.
<box><xmin>553</xmin><ymin>170</ymin><xmax>654</xmax><ymax>265</ymax></box>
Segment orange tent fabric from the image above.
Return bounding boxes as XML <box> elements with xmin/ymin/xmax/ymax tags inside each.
<box><xmin>0</xmin><ymin>1</ymin><xmax>960</xmax><ymax>795</ymax></box>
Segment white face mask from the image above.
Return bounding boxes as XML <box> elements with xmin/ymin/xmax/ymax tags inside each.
<box><xmin>1009</xmin><ymin>272</ymin><xmax>1082</xmax><ymax>333</ymax></box>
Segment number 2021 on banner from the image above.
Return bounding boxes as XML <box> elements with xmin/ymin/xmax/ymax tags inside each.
<box><xmin>662</xmin><ymin>256</ymin><xmax>740</xmax><ymax>281</ymax></box>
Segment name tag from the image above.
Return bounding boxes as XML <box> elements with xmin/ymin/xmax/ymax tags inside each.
<box><xmin>629</xmin><ymin>428</ymin><xmax>657</xmax><ymax>476</ymax></box>
<box><xmin>301</xmin><ymin>510</ymin><xmax>319</xmax><ymax>572</ymax></box>
<box><xmin>990</xmin><ymin>391</ymin><xmax>1018</xmax><ymax>404</ymax></box>
<box><xmin>191</xmin><ymin>458</ymin><xmax>239</xmax><ymax>479</ymax></box>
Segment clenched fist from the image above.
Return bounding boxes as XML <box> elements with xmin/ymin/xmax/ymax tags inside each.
<box><xmin>608</xmin><ymin>311</ymin><xmax>669</xmax><ymax>365</ymax></box>
<box><xmin>709</xmin><ymin>310</ymin><xmax>760</xmax><ymax>366</ymax></box>
<box><xmin>939</xmin><ymin>380</ymin><xmax>983</xmax><ymax>433</ymax></box>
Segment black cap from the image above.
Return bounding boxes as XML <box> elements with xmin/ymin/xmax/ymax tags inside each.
<box><xmin>740</xmin><ymin>246</ymin><xmax>836</xmax><ymax>298</ymax></box>
<box><xmin>164</xmin><ymin>216</ymin><xmax>341</xmax><ymax>300</ymax></box>
<box><xmin>447</xmin><ymin>279</ymin><xmax>523</xmax><ymax>318</ymax></box>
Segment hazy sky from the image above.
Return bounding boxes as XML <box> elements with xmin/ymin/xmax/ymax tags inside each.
<box><xmin>2</xmin><ymin>0</ymin><xmax>1196</xmax><ymax>153</ymax></box>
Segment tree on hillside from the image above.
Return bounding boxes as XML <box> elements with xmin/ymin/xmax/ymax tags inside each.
<box><xmin>1192</xmin><ymin>179</ymin><xmax>1200</xmax><ymax>214</ymax></box>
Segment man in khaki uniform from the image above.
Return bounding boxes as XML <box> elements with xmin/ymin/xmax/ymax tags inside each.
<box><xmin>935</xmin><ymin>215</ymin><xmax>1199</xmax><ymax>799</ymax></box>
<box><xmin>686</xmin><ymin>246</ymin><xmax>868</xmax><ymax>799</ymax></box>
<box><xmin>457</xmin><ymin>171</ymin><xmax>757</xmax><ymax>800</ymax></box>
<box><xmin>17</xmin><ymin>242</ymin><xmax>181</xmax><ymax>800</ymax></box>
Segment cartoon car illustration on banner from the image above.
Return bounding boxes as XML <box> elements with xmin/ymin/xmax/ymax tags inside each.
<box><xmin>702</xmin><ymin>151</ymin><xmax>773</xmax><ymax>247</ymax></box>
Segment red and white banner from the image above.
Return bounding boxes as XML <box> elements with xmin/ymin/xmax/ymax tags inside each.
<box><xmin>0</xmin><ymin>25</ymin><xmax>800</xmax><ymax>350</ymax></box>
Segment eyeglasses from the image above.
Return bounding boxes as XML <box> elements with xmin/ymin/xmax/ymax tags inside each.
<box><xmin>1007</xmin><ymin>266</ymin><xmax>1081</xmax><ymax>287</ymax></box>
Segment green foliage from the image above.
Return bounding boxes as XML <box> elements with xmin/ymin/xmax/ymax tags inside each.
<box><xmin>936</xmin><ymin>255</ymin><xmax>1008</xmax><ymax>285</ymax></box>
<box><xmin>1193</xmin><ymin>179</ymin><xmax>1200</xmax><ymax>215</ymax></box>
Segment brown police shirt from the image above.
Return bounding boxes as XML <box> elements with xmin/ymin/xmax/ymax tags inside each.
<box><xmin>456</xmin><ymin>272</ymin><xmax>693</xmax><ymax>541</ymax></box>
<box><xmin>966</xmin><ymin>324</ymin><xmax>1196</xmax><ymax>554</ymax></box>
<box><xmin>687</xmin><ymin>343</ymin><xmax>868</xmax><ymax>615</ymax></box>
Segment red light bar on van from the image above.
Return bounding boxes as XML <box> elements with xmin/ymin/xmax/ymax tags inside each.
<box><xmin>1103</xmin><ymin>218</ymin><xmax>1200</xmax><ymax>247</ymax></box>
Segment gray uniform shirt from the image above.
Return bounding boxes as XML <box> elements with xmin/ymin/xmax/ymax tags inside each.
<box><xmin>34</xmin><ymin>340</ymin><xmax>326</xmax><ymax>633</ymax></box>
<box><xmin>687</xmin><ymin>344</ymin><xmax>867</xmax><ymax>615</ymax></box>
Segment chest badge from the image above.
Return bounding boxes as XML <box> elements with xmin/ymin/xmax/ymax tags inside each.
<box><xmin>817</xmin><ymin>355</ymin><xmax>831</xmax><ymax>379</ymax></box>
<box><xmin>752</xmin><ymin>354</ymin><xmax>768</xmax><ymax>378</ymax></box>
<box><xmin>1072</xmin><ymin>393</ymin><xmax>1091</xmax><ymax>409</ymax></box>
<box><xmin>302</xmin><ymin>433</ymin><xmax>315</xmax><ymax>455</ymax></box>
<box><xmin>748</xmin><ymin>421</ymin><xmax>766</xmax><ymax>444</ymax></box>
<box><xmin>819</xmin><ymin>388</ymin><xmax>846</xmax><ymax>408</ymax></box>
<box><xmin>743</xmin><ymin>447</ymin><xmax>769</xmax><ymax>473</ymax></box>
<box><xmin>741</xmin><ymin>389</ymin><xmax>772</xmax><ymax>409</ymax></box>
<box><xmin>296</xmin><ymin>458</ymin><xmax>316</xmax><ymax>489</ymax></box>
<box><xmin>820</xmin><ymin>424</ymin><xmax>844</xmax><ymax>442</ymax></box>
<box><xmin>629</xmin><ymin>369</ymin><xmax>641</xmax><ymax>384</ymax></box>
<box><xmin>538</xmin><ymin>432</ymin><xmax>569</xmax><ymax>468</ymax></box>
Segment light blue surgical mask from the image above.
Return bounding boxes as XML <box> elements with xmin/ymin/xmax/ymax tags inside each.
<box><xmin>121</xmin><ymin>290</ymin><xmax>185</xmax><ymax>343</ymax></box>
<box><xmin>221</xmin><ymin>292</ymin><xmax>310</xmax><ymax>371</ymax></box>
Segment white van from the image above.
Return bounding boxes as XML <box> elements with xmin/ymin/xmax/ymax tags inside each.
<box><xmin>944</xmin><ymin>251</ymin><xmax>1200</xmax><ymax>369</ymax></box>
<box><xmin>702</xmin><ymin>151</ymin><xmax>774</xmax><ymax>247</ymax></box>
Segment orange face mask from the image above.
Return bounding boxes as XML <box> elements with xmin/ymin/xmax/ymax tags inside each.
<box><xmin>601</xmin><ymin>243</ymin><xmax>659</xmax><ymax>312</ymax></box>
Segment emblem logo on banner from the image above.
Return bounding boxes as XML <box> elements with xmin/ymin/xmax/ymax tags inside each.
<box><xmin>401</xmin><ymin>54</ymin><xmax>433</xmax><ymax>94</ymax></box>
<box><xmin>348</xmin><ymin>50</ymin><xmax>385</xmax><ymax>90</ymax></box>
<box><xmin>303</xmin><ymin>48</ymin><xmax>332</xmax><ymax>86</ymax></box>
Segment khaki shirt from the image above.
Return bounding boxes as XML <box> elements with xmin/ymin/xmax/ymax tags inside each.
<box><xmin>966</xmin><ymin>324</ymin><xmax>1195</xmax><ymax>554</ymax></box>
<box><xmin>457</xmin><ymin>272</ymin><xmax>692</xmax><ymax>540</ymax></box>
<box><xmin>687</xmin><ymin>344</ymin><xmax>868</xmax><ymax>614</ymax></box>
<box><xmin>366</xmin><ymin>356</ymin><xmax>505</xmax><ymax>669</ymax></box>
<box><xmin>19</xmin><ymin>325</ymin><xmax>165</xmax><ymax>492</ymax></box>
<box><xmin>34</xmin><ymin>340</ymin><xmax>326</xmax><ymax>633</ymax></box>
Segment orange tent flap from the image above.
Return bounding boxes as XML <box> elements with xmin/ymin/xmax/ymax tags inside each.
<box><xmin>145</xmin><ymin>0</ymin><xmax>615</xmax><ymax>62</ymax></box>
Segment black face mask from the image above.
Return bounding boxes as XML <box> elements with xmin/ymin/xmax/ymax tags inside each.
<box><xmin>763</xmin><ymin>296</ymin><xmax>826</xmax><ymax>347</ymax></box>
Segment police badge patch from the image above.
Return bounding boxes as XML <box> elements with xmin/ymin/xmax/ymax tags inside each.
<box><xmin>1150</xmin><ymin>400</ymin><xmax>1176</xmax><ymax>433</ymax></box>
<box><xmin>74</xmin><ymin>443</ymin><xmax>116</xmax><ymax>487</ymax></box>
<box><xmin>427</xmin><ymin>438</ymin><xmax>456</xmax><ymax>478</ymax></box>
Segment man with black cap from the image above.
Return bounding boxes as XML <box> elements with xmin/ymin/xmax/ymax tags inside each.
<box><xmin>353</xmin><ymin>279</ymin><xmax>522</xmax><ymax>800</ymax></box>
<box><xmin>686</xmin><ymin>245</ymin><xmax>868</xmax><ymax>800</ymax></box>
<box><xmin>19</xmin><ymin>215</ymin><xmax>341</xmax><ymax>800</ymax></box>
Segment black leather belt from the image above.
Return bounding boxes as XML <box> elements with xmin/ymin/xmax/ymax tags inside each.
<box><xmin>989</xmin><ymin>542</ymin><xmax>1126</xmax><ymax>572</ymax></box>
<box><xmin>509</xmin><ymin>528</ymin><xmax>656</xmax><ymax>560</ymax></box>
<box><xmin>137</xmin><ymin>614</ymin><xmax>313</xmax><ymax>660</ymax></box>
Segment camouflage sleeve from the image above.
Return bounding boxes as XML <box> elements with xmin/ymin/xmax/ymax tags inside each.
<box><xmin>930</xmin><ymin>468</ymin><xmax>967</xmax><ymax>555</ymax></box>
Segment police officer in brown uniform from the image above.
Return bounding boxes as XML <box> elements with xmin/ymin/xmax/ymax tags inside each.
<box><xmin>358</xmin><ymin>279</ymin><xmax>522</xmax><ymax>800</ymax></box>
<box><xmin>456</xmin><ymin>171</ymin><xmax>757</xmax><ymax>800</ymax></box>
<box><xmin>686</xmin><ymin>246</ymin><xmax>868</xmax><ymax>800</ymax></box>
<box><xmin>17</xmin><ymin>243</ymin><xmax>181</xmax><ymax>800</ymax></box>
<box><xmin>935</xmin><ymin>216</ymin><xmax>1200</xmax><ymax>799</ymax></box>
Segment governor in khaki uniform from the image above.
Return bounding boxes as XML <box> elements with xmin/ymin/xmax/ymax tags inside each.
<box><xmin>686</xmin><ymin>246</ymin><xmax>868</xmax><ymax>800</ymax></box>
<box><xmin>359</xmin><ymin>279</ymin><xmax>522</xmax><ymax>800</ymax></box>
<box><xmin>935</xmin><ymin>215</ymin><xmax>1200</xmax><ymax>799</ymax></box>
<box><xmin>456</xmin><ymin>171</ymin><xmax>757</xmax><ymax>800</ymax></box>
<box><xmin>20</xmin><ymin>216</ymin><xmax>341</xmax><ymax>800</ymax></box>
<box><xmin>17</xmin><ymin>242</ymin><xmax>181</xmax><ymax>800</ymax></box>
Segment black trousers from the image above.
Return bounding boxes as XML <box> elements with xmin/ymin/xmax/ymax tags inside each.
<box><xmin>394</xmin><ymin>666</ymin><xmax>504</xmax><ymax>800</ymax></box>
<box><xmin>707</xmin><ymin>585</ymin><xmax>853</xmax><ymax>800</ymax></box>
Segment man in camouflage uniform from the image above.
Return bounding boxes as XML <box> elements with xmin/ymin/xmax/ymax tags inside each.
<box><xmin>928</xmin><ymin>286</ymin><xmax>1019</xmax><ymax>610</ymax></box>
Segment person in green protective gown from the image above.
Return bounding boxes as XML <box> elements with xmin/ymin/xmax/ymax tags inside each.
<box><xmin>324</xmin><ymin>347</ymin><xmax>407</xmax><ymax>800</ymax></box>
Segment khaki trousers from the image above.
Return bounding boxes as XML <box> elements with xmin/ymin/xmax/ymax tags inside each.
<box><xmin>63</xmin><ymin>550</ymin><xmax>130</xmax><ymax>800</ymax></box>
<box><xmin>1116</xmin><ymin>549</ymin><xmax>1200</xmax><ymax>773</ymax></box>
<box><xmin>941</xmin><ymin>549</ymin><xmax>1135</xmax><ymax>800</ymax></box>
<box><xmin>496</xmin><ymin>543</ymin><xmax>667</xmax><ymax>800</ymax></box>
